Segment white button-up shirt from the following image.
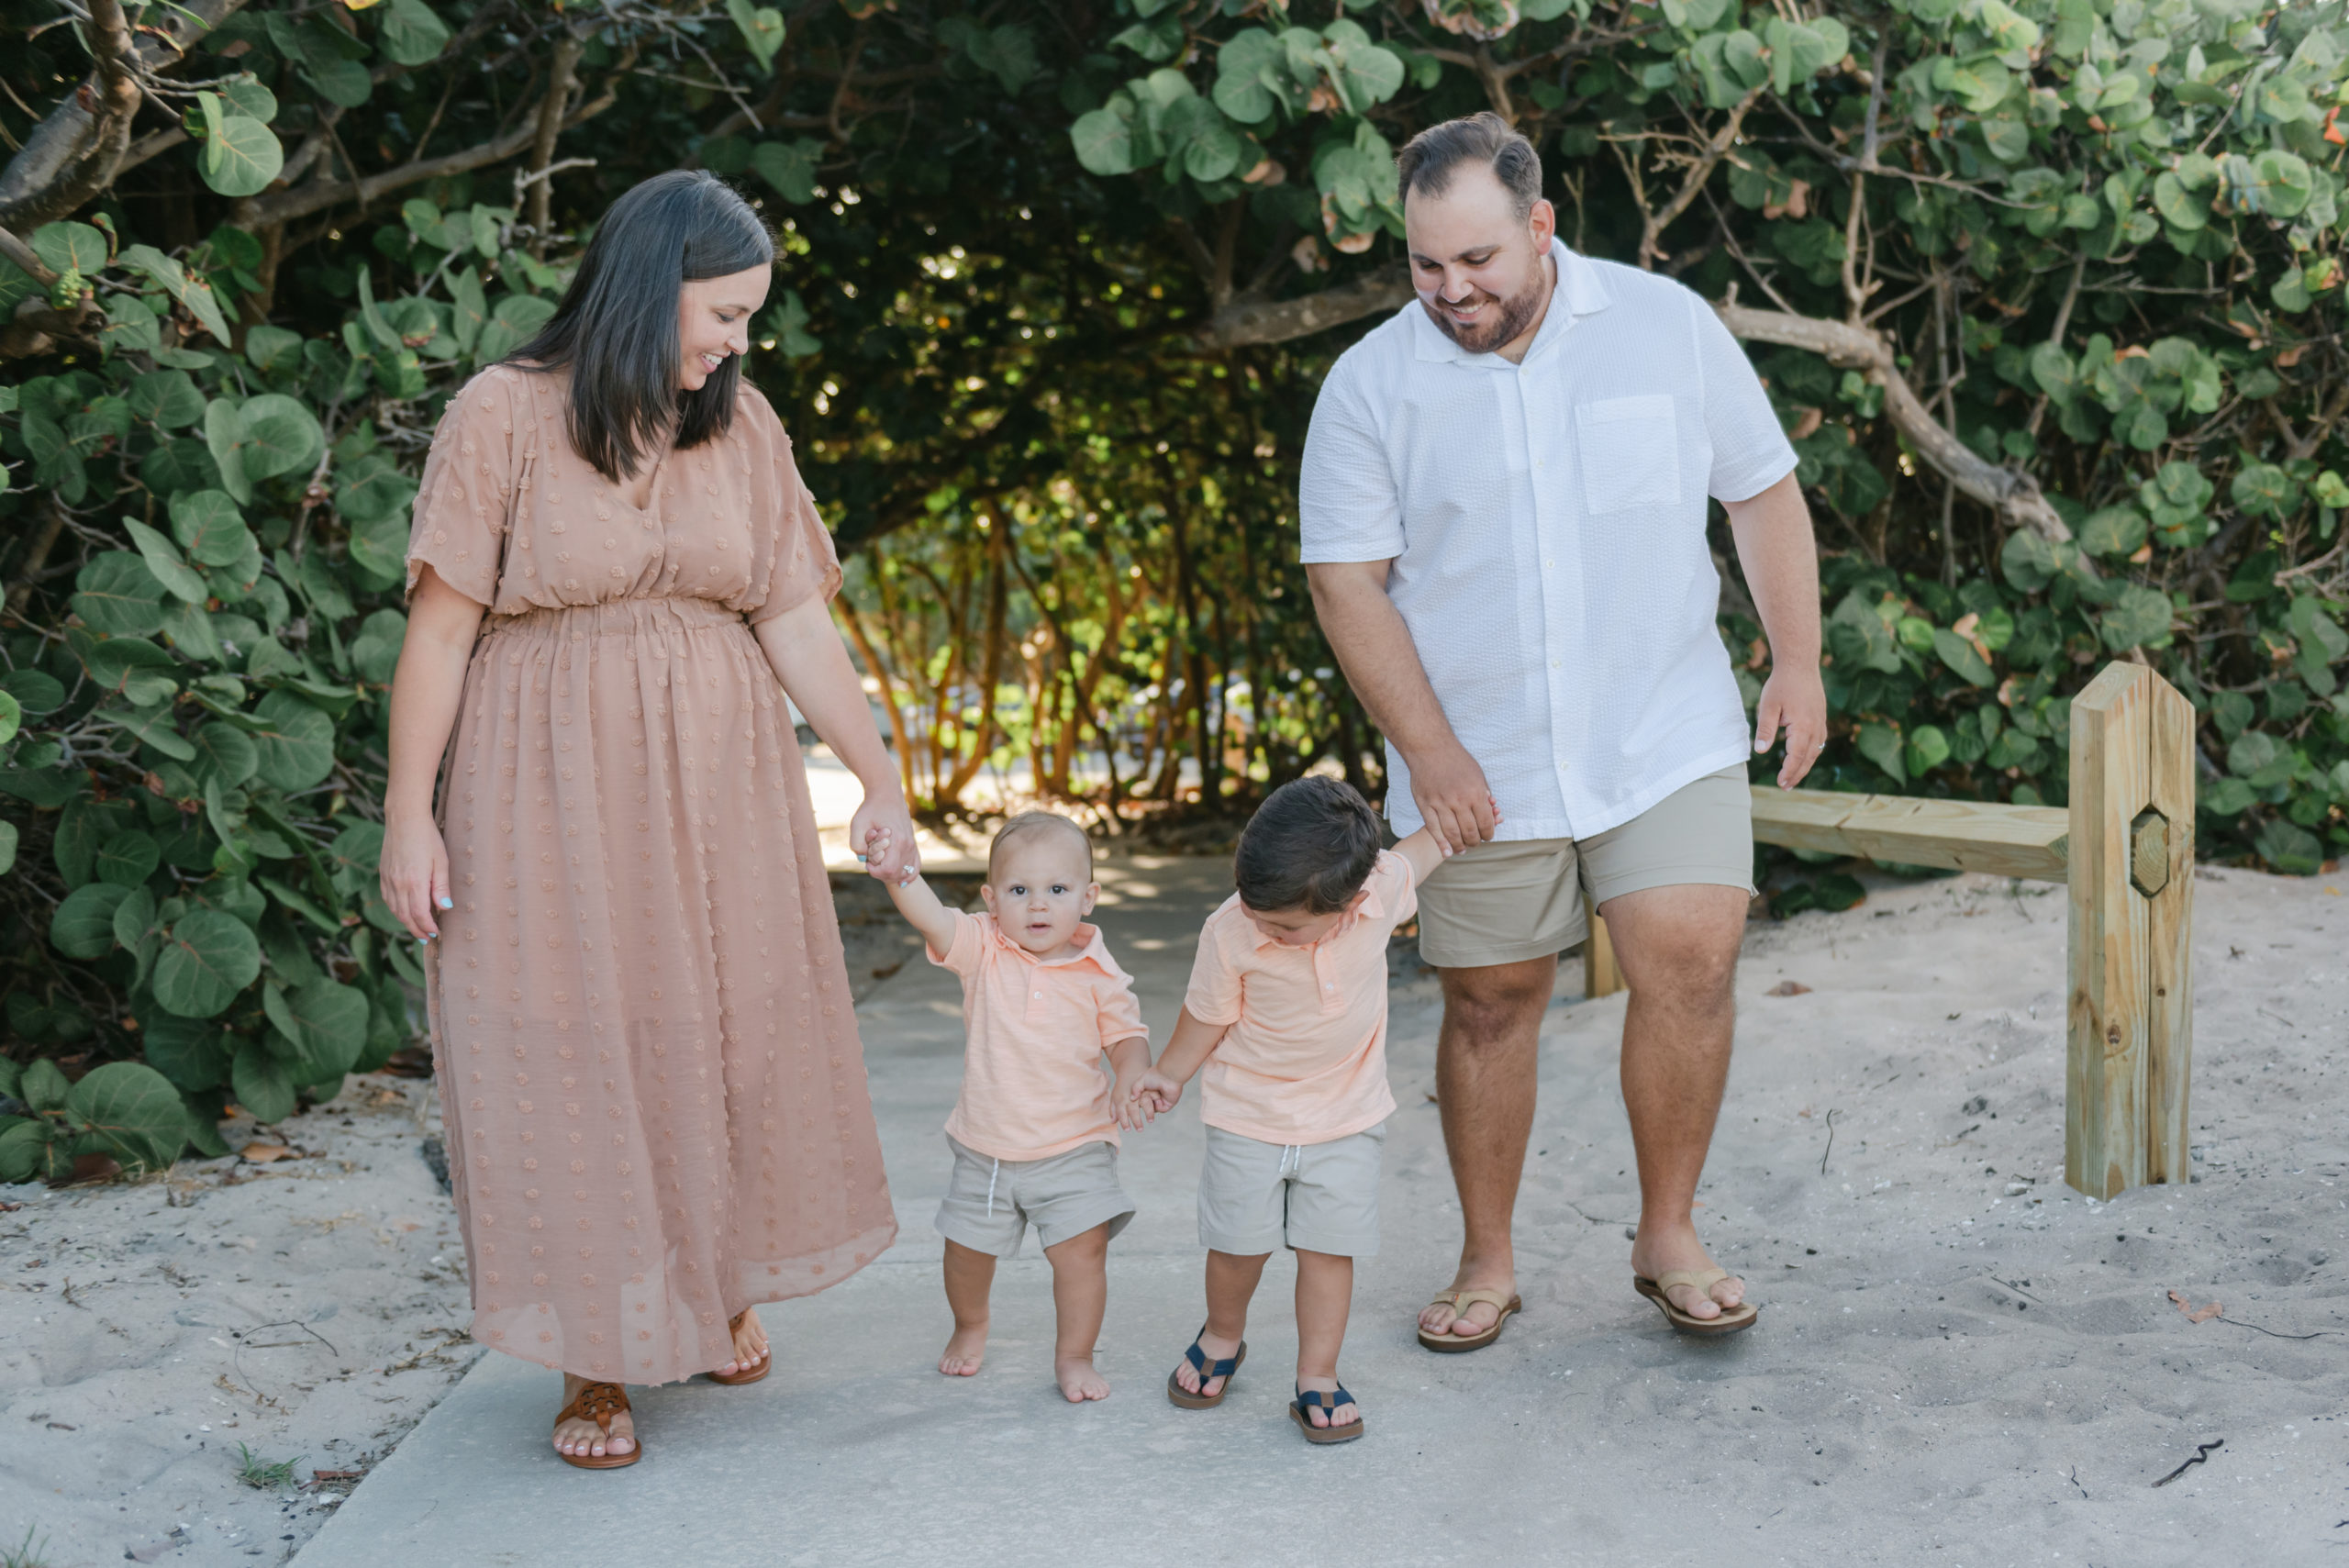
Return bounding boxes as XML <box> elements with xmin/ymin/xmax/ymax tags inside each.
<box><xmin>1300</xmin><ymin>240</ymin><xmax>1796</xmax><ymax>842</ymax></box>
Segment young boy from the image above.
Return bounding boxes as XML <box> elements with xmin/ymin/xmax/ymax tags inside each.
<box><xmin>1128</xmin><ymin>775</ymin><xmax>1470</xmax><ymax>1443</ymax></box>
<box><xmin>863</xmin><ymin>810</ymin><xmax>1155</xmax><ymax>1403</ymax></box>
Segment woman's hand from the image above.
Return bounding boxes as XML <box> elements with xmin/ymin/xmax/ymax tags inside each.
<box><xmin>852</xmin><ymin>790</ymin><xmax>918</xmax><ymax>884</ymax></box>
<box><xmin>381</xmin><ymin>809</ymin><xmax>453</xmax><ymax>941</ymax></box>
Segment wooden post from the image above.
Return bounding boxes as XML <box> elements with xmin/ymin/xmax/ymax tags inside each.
<box><xmin>1583</xmin><ymin>912</ymin><xmax>1624</xmax><ymax>999</ymax></box>
<box><xmin>2065</xmin><ymin>662</ymin><xmax>2195</xmax><ymax>1198</ymax></box>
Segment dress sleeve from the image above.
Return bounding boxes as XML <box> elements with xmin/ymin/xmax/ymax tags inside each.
<box><xmin>406</xmin><ymin>372</ymin><xmax>517</xmax><ymax>607</ymax></box>
<box><xmin>747</xmin><ymin>410</ymin><xmax>843</xmax><ymax>626</ymax></box>
<box><xmin>1182</xmin><ymin>907</ymin><xmax>1244</xmax><ymax>1028</ymax></box>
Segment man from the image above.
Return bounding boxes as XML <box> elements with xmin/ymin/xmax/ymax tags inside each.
<box><xmin>1301</xmin><ymin>112</ymin><xmax>1826</xmax><ymax>1344</ymax></box>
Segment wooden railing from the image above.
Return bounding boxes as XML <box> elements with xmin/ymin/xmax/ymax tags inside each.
<box><xmin>1582</xmin><ymin>662</ymin><xmax>2195</xmax><ymax>1200</ymax></box>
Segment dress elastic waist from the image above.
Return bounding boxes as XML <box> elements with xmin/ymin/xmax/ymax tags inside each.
<box><xmin>478</xmin><ymin>596</ymin><xmax>749</xmax><ymax>640</ymax></box>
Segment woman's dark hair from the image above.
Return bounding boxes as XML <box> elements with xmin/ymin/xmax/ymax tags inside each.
<box><xmin>507</xmin><ymin>170</ymin><xmax>774</xmax><ymax>484</ymax></box>
<box><xmin>1233</xmin><ymin>775</ymin><xmax>1385</xmax><ymax>915</ymax></box>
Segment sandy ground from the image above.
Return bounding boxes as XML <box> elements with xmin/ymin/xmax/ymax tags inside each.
<box><xmin>10</xmin><ymin>851</ymin><xmax>2347</xmax><ymax>1567</ymax></box>
<box><xmin>0</xmin><ymin>1077</ymin><xmax>474</xmax><ymax>1566</ymax></box>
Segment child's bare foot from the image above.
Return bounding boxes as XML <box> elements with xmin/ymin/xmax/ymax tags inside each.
<box><xmin>939</xmin><ymin>1323</ymin><xmax>987</xmax><ymax>1376</ymax></box>
<box><xmin>552</xmin><ymin>1373</ymin><xmax>636</xmax><ymax>1460</ymax></box>
<box><xmin>1056</xmin><ymin>1355</ymin><xmax>1110</xmax><ymax>1403</ymax></box>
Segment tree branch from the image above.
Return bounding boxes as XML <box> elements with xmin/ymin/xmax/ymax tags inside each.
<box><xmin>1191</xmin><ymin>263</ymin><xmax>1415</xmax><ymax>352</ymax></box>
<box><xmin>1715</xmin><ymin>302</ymin><xmax>2095</xmax><ymax>573</ymax></box>
<box><xmin>1632</xmin><ymin>89</ymin><xmax>1762</xmax><ymax>270</ymax></box>
<box><xmin>0</xmin><ymin>0</ymin><xmax>143</xmax><ymax>231</ymax></box>
<box><xmin>525</xmin><ymin>34</ymin><xmax>584</xmax><ymax>257</ymax></box>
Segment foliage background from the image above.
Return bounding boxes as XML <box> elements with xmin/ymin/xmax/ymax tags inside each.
<box><xmin>1</xmin><ymin>0</ymin><xmax>2344</xmax><ymax>1172</ymax></box>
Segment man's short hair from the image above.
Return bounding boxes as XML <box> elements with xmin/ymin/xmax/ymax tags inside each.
<box><xmin>1233</xmin><ymin>776</ymin><xmax>1384</xmax><ymax>916</ymax></box>
<box><xmin>1395</xmin><ymin>111</ymin><xmax>1544</xmax><ymax>221</ymax></box>
<box><xmin>988</xmin><ymin>810</ymin><xmax>1094</xmax><ymax>881</ymax></box>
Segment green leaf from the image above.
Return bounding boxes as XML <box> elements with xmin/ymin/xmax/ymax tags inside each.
<box><xmin>192</xmin><ymin>722</ymin><xmax>260</xmax><ymax>790</ymax></box>
<box><xmin>125</xmin><ymin>519</ymin><xmax>210</xmax><ymax>606</ymax></box>
<box><xmin>2099</xmin><ymin>584</ymin><xmax>2176</xmax><ymax>651</ymax></box>
<box><xmin>2079</xmin><ymin>506</ymin><xmax>2148</xmax><ymax>558</ymax></box>
<box><xmin>129</xmin><ymin>370</ymin><xmax>206</xmax><ymax>429</ymax></box>
<box><xmin>725</xmin><ymin>0</ymin><xmax>785</xmax><ymax>72</ymax></box>
<box><xmin>116</xmin><ymin>244</ymin><xmax>235</xmax><ymax>347</ymax></box>
<box><xmin>1826</xmin><ymin>591</ymin><xmax>1902</xmax><ymax>673</ymax></box>
<box><xmin>1071</xmin><ymin>107</ymin><xmax>1136</xmax><ymax>176</ymax></box>
<box><xmin>72</xmin><ymin>552</ymin><xmax>170</xmax><ymax>637</ymax></box>
<box><xmin>2</xmin><ymin>669</ymin><xmax>64</xmax><ymax>716</ymax></box>
<box><xmin>0</xmin><ymin>819</ymin><xmax>16</xmax><ymax>877</ymax></box>
<box><xmin>113</xmin><ymin>884</ymin><xmax>157</xmax><ymax>950</ymax></box>
<box><xmin>2253</xmin><ymin>817</ymin><xmax>2323</xmax><ymax>875</ymax></box>
<box><xmin>143</xmin><ymin>1015</ymin><xmax>230</xmax><ymax>1094</ymax></box>
<box><xmin>0</xmin><ymin>689</ymin><xmax>15</xmax><ymax>746</ymax></box>
<box><xmin>1856</xmin><ymin>720</ymin><xmax>1907</xmax><ymax>784</ymax></box>
<box><xmin>205</xmin><ymin>398</ymin><xmax>252</xmax><ymax>504</ymax></box>
<box><xmin>170</xmin><ymin>489</ymin><xmax>253</xmax><ymax>567</ymax></box>
<box><xmin>1932</xmin><ymin>627</ymin><xmax>1996</xmax><ymax>686</ymax></box>
<box><xmin>448</xmin><ymin>267</ymin><xmax>487</xmax><ymax>354</ymax></box>
<box><xmin>264</xmin><ymin>978</ymin><xmax>370</xmax><ymax>1079</ymax></box>
<box><xmin>248</xmin><ymin>690</ymin><xmax>336</xmax><ymax>792</ymax></box>
<box><xmin>95</xmin><ymin>829</ymin><xmax>161</xmax><ymax>888</ymax></box>
<box><xmin>32</xmin><ymin>221</ymin><xmax>106</xmax><ymax>276</ymax></box>
<box><xmin>200</xmin><ymin>116</ymin><xmax>284</xmax><ymax>198</ymax></box>
<box><xmin>21</xmin><ymin>1057</ymin><xmax>69</xmax><ymax>1113</ymax></box>
<box><xmin>230</xmin><ymin>1038</ymin><xmax>296</xmax><ymax>1125</ymax></box>
<box><xmin>751</xmin><ymin>139</ymin><xmax>824</xmax><ymax>204</ymax></box>
<box><xmin>2152</xmin><ymin>171</ymin><xmax>2207</xmax><ymax>231</ymax></box>
<box><xmin>0</xmin><ymin>1121</ymin><xmax>50</xmax><ymax>1184</ymax></box>
<box><xmin>378</xmin><ymin>0</ymin><xmax>451</xmax><ymax>66</ymax></box>
<box><xmin>348</xmin><ymin>609</ymin><xmax>406</xmax><ymax>684</ymax></box>
<box><xmin>104</xmin><ymin>701</ymin><xmax>197</xmax><ymax>762</ymax></box>
<box><xmin>237</xmin><ymin>394</ymin><xmax>326</xmax><ymax>481</ymax></box>
<box><xmin>153</xmin><ymin>909</ymin><xmax>263</xmax><ymax>1018</ymax></box>
<box><xmin>2000</xmin><ymin>528</ymin><xmax>2061</xmax><ymax>592</ymax></box>
<box><xmin>1905</xmin><ymin>724</ymin><xmax>1952</xmax><ymax>775</ymax></box>
<box><xmin>67</xmin><ymin>1062</ymin><xmax>188</xmax><ymax>1170</ymax></box>
<box><xmin>51</xmin><ymin>882</ymin><xmax>132</xmax><ymax>960</ymax></box>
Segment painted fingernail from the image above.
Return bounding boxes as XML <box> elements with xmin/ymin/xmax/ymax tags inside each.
<box><xmin>437</xmin><ymin>895</ymin><xmax>453</xmax><ymax>909</ymax></box>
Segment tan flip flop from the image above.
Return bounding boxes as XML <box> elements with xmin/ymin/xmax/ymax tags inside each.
<box><xmin>707</xmin><ymin>1309</ymin><xmax>771</xmax><ymax>1385</ymax></box>
<box><xmin>553</xmin><ymin>1381</ymin><xmax>640</xmax><ymax>1469</ymax></box>
<box><xmin>1416</xmin><ymin>1288</ymin><xmax>1522</xmax><ymax>1352</ymax></box>
<box><xmin>1634</xmin><ymin>1268</ymin><xmax>1759</xmax><ymax>1336</ymax></box>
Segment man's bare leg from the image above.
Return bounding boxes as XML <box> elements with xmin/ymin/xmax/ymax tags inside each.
<box><xmin>1419</xmin><ymin>956</ymin><xmax>1555</xmax><ymax>1340</ymax></box>
<box><xmin>1606</xmin><ymin>882</ymin><xmax>1749</xmax><ymax>1320</ymax></box>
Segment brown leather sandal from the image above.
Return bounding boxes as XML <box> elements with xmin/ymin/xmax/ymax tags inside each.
<box><xmin>706</xmin><ymin>1309</ymin><xmax>771</xmax><ymax>1386</ymax></box>
<box><xmin>553</xmin><ymin>1381</ymin><xmax>640</xmax><ymax>1470</ymax></box>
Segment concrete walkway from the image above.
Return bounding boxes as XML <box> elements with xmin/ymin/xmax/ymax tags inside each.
<box><xmin>291</xmin><ymin>857</ymin><xmax>2341</xmax><ymax>1567</ymax></box>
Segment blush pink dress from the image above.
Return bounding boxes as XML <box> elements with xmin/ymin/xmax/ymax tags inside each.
<box><xmin>405</xmin><ymin>363</ymin><xmax>896</xmax><ymax>1385</ymax></box>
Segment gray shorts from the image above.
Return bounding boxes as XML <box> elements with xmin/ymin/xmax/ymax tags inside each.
<box><xmin>936</xmin><ymin>1135</ymin><xmax>1135</xmax><ymax>1258</ymax></box>
<box><xmin>1417</xmin><ymin>765</ymin><xmax>1756</xmax><ymax>968</ymax></box>
<box><xmin>1196</xmin><ymin>1123</ymin><xmax>1385</xmax><ymax>1258</ymax></box>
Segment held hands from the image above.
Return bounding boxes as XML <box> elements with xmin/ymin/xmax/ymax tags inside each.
<box><xmin>856</xmin><ymin>812</ymin><xmax>920</xmax><ymax>886</ymax></box>
<box><xmin>380</xmin><ymin>810</ymin><xmax>453</xmax><ymax>942</ymax></box>
<box><xmin>1112</xmin><ymin>1068</ymin><xmax>1163</xmax><ymax>1131</ymax></box>
<box><xmin>1408</xmin><ymin>742</ymin><xmax>1501</xmax><ymax>853</ymax></box>
<box><xmin>1753</xmin><ymin>663</ymin><xmax>1831</xmax><ymax>790</ymax></box>
<box><xmin>1123</xmin><ymin>1067</ymin><xmax>1183</xmax><ymax>1119</ymax></box>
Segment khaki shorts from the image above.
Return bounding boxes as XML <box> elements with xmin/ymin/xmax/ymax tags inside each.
<box><xmin>1417</xmin><ymin>766</ymin><xmax>1754</xmax><ymax>969</ymax></box>
<box><xmin>1196</xmin><ymin>1123</ymin><xmax>1385</xmax><ymax>1258</ymax></box>
<box><xmin>936</xmin><ymin>1135</ymin><xmax>1135</xmax><ymax>1258</ymax></box>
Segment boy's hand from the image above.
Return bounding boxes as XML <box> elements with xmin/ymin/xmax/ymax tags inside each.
<box><xmin>1127</xmin><ymin>1068</ymin><xmax>1183</xmax><ymax>1117</ymax></box>
<box><xmin>1112</xmin><ymin>1071</ymin><xmax>1157</xmax><ymax>1130</ymax></box>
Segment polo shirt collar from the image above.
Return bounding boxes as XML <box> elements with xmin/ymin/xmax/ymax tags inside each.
<box><xmin>984</xmin><ymin>913</ymin><xmax>1119</xmax><ymax>975</ymax></box>
<box><xmin>1247</xmin><ymin>872</ymin><xmax>1392</xmax><ymax>952</ymax></box>
<box><xmin>1409</xmin><ymin>237</ymin><xmax>1613</xmax><ymax>365</ymax></box>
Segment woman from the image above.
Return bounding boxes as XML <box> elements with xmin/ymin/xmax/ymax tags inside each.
<box><xmin>381</xmin><ymin>171</ymin><xmax>911</xmax><ymax>1468</ymax></box>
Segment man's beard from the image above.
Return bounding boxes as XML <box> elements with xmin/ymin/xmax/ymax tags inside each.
<box><xmin>1419</xmin><ymin>265</ymin><xmax>1548</xmax><ymax>355</ymax></box>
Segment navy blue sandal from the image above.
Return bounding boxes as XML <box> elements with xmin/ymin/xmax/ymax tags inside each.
<box><xmin>1165</xmin><ymin>1327</ymin><xmax>1246</xmax><ymax>1409</ymax></box>
<box><xmin>1288</xmin><ymin>1384</ymin><xmax>1364</xmax><ymax>1444</ymax></box>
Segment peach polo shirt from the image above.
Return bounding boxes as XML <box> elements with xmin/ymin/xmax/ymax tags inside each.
<box><xmin>1183</xmin><ymin>851</ymin><xmax>1417</xmax><ymax>1146</ymax></box>
<box><xmin>931</xmin><ymin>910</ymin><xmax>1150</xmax><ymax>1162</ymax></box>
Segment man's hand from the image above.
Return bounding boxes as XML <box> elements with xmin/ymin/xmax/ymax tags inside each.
<box><xmin>1753</xmin><ymin>663</ymin><xmax>1829</xmax><ymax>789</ymax></box>
<box><xmin>1408</xmin><ymin>740</ymin><xmax>1498</xmax><ymax>852</ymax></box>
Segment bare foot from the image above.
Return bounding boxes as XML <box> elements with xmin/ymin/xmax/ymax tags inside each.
<box><xmin>1056</xmin><ymin>1355</ymin><xmax>1110</xmax><ymax>1403</ymax></box>
<box><xmin>1417</xmin><ymin>1270</ymin><xmax>1515</xmax><ymax>1340</ymax></box>
<box><xmin>939</xmin><ymin>1322</ymin><xmax>987</xmax><ymax>1377</ymax></box>
<box><xmin>1295</xmin><ymin>1374</ymin><xmax>1359</xmax><ymax>1429</ymax></box>
<box><xmin>552</xmin><ymin>1373</ymin><xmax>635</xmax><ymax>1461</ymax></box>
<box><xmin>1629</xmin><ymin>1220</ymin><xmax>1744</xmax><ymax>1320</ymax></box>
<box><xmin>1169</xmin><ymin>1327</ymin><xmax>1241</xmax><ymax>1398</ymax></box>
<box><xmin>717</xmin><ymin>1307</ymin><xmax>770</xmax><ymax>1378</ymax></box>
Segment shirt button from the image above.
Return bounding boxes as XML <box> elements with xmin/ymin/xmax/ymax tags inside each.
<box><xmin>1546</xmin><ymin>559</ymin><xmax>1555</xmax><ymax>568</ymax></box>
<box><xmin>1032</xmin><ymin>991</ymin><xmax>1041</xmax><ymax>999</ymax></box>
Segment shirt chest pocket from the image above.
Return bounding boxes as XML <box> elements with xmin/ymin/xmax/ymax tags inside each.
<box><xmin>1574</xmin><ymin>395</ymin><xmax>1682</xmax><ymax>515</ymax></box>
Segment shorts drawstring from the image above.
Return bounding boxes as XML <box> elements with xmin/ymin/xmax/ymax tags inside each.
<box><xmin>1278</xmin><ymin>1143</ymin><xmax>1302</xmax><ymax>1179</ymax></box>
<box><xmin>985</xmin><ymin>1157</ymin><xmax>1001</xmax><ymax>1218</ymax></box>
